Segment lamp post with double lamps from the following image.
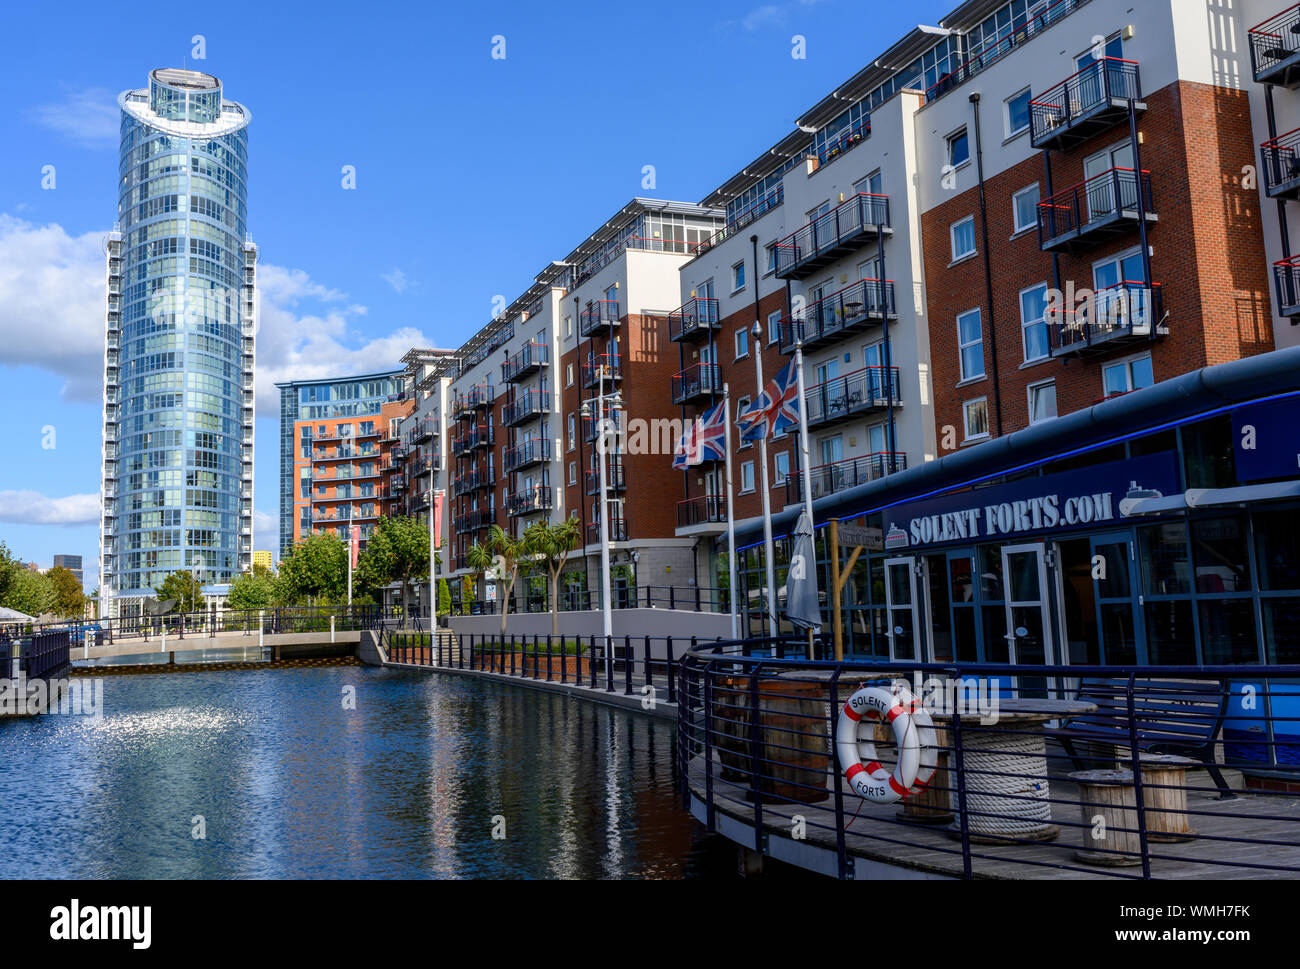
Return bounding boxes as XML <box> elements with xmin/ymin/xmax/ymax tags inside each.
<box><xmin>580</xmin><ymin>386</ymin><xmax>622</xmax><ymax>683</ymax></box>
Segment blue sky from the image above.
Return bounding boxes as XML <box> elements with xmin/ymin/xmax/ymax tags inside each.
<box><xmin>0</xmin><ymin>0</ymin><xmax>950</xmax><ymax>584</ymax></box>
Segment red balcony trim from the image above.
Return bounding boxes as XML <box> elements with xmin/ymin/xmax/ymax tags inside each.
<box><xmin>1038</xmin><ymin>166</ymin><xmax>1150</xmax><ymax>201</ymax></box>
<box><xmin>1028</xmin><ymin>57</ymin><xmax>1140</xmax><ymax>108</ymax></box>
<box><xmin>806</xmin><ymin>451</ymin><xmax>905</xmax><ymax>474</ymax></box>
<box><xmin>1250</xmin><ymin>4</ymin><xmax>1300</xmax><ymax>34</ymax></box>
<box><xmin>774</xmin><ymin>194</ymin><xmax>889</xmax><ymax>251</ymax></box>
<box><xmin>805</xmin><ymin>364</ymin><xmax>899</xmax><ymax>395</ymax></box>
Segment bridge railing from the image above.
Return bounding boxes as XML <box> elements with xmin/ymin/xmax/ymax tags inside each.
<box><xmin>0</xmin><ymin>629</ymin><xmax>71</xmax><ymax>679</ymax></box>
<box><xmin>26</xmin><ymin>606</ymin><xmax>382</xmax><ymax>647</ymax></box>
<box><xmin>676</xmin><ymin>638</ymin><xmax>1300</xmax><ymax>880</ymax></box>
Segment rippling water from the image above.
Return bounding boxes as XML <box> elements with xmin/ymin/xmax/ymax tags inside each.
<box><xmin>0</xmin><ymin>668</ymin><xmax>734</xmax><ymax>879</ymax></box>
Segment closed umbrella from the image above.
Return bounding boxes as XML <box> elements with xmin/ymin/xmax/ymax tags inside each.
<box><xmin>784</xmin><ymin>511</ymin><xmax>822</xmax><ymax>633</ymax></box>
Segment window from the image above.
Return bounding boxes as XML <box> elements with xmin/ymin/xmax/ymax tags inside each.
<box><xmin>767</xmin><ymin>310</ymin><xmax>782</xmax><ymax>345</ymax></box>
<box><xmin>568</xmin><ymin>461</ymin><xmax>577</xmax><ymax>486</ymax></box>
<box><xmin>963</xmin><ymin>398</ymin><xmax>990</xmax><ymax>440</ymax></box>
<box><xmin>734</xmin><ymin>328</ymin><xmax>749</xmax><ymax>359</ymax></box>
<box><xmin>740</xmin><ymin>461</ymin><xmax>755</xmax><ymax>493</ymax></box>
<box><xmin>1077</xmin><ymin>33</ymin><xmax>1124</xmax><ymax>72</ymax></box>
<box><xmin>957</xmin><ymin>308</ymin><xmax>985</xmax><ymax>380</ymax></box>
<box><xmin>951</xmin><ymin>216</ymin><xmax>976</xmax><ymax>260</ymax></box>
<box><xmin>1102</xmin><ymin>353</ymin><xmax>1154</xmax><ymax>397</ymax></box>
<box><xmin>947</xmin><ymin>128</ymin><xmax>970</xmax><ymax>168</ymax></box>
<box><xmin>731</xmin><ymin>261</ymin><xmax>746</xmax><ymax>292</ymax></box>
<box><xmin>854</xmin><ymin>170</ymin><xmax>883</xmax><ymax>197</ymax></box>
<box><xmin>774</xmin><ymin>451</ymin><xmax>790</xmax><ymax>484</ymax></box>
<box><xmin>565</xmin><ymin>362</ymin><xmax>574</xmax><ymax>387</ymax></box>
<box><xmin>1020</xmin><ymin>283</ymin><xmax>1049</xmax><ymax>361</ymax></box>
<box><xmin>764</xmin><ymin>244</ymin><xmax>776</xmax><ymax>275</ymax></box>
<box><xmin>1012</xmin><ymin>184</ymin><xmax>1040</xmax><ymax>234</ymax></box>
<box><xmin>567</xmin><ymin>413</ymin><xmax>575</xmax><ymax>451</ymax></box>
<box><xmin>1028</xmin><ymin>380</ymin><xmax>1057</xmax><ymax>424</ymax></box>
<box><xmin>1005</xmin><ymin>88</ymin><xmax>1032</xmax><ymax>137</ymax></box>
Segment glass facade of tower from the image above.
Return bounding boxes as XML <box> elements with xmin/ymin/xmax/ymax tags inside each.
<box><xmin>102</xmin><ymin>69</ymin><xmax>254</xmax><ymax>612</ymax></box>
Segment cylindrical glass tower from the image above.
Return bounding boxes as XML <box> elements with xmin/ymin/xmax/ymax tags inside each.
<box><xmin>100</xmin><ymin>69</ymin><xmax>255</xmax><ymax>619</ymax></box>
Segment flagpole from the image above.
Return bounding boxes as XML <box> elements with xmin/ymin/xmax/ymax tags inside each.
<box><xmin>793</xmin><ymin>339</ymin><xmax>818</xmax><ymax>656</ymax></box>
<box><xmin>722</xmin><ymin>383</ymin><xmax>739</xmax><ymax>639</ymax></box>
<box><xmin>751</xmin><ymin>321</ymin><xmax>778</xmax><ymax>640</ymax></box>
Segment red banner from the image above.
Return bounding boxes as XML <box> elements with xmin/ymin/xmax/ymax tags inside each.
<box><xmin>350</xmin><ymin>525</ymin><xmax>360</xmax><ymax>568</ymax></box>
<box><xmin>433</xmin><ymin>490</ymin><xmax>444</xmax><ymax>548</ymax></box>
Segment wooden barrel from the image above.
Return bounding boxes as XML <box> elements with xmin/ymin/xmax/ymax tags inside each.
<box><xmin>1139</xmin><ymin>754</ymin><xmax>1197</xmax><ymax>843</ymax></box>
<box><xmin>709</xmin><ymin>675</ymin><xmax>830</xmax><ymax>803</ymax></box>
<box><xmin>1070</xmin><ymin>769</ymin><xmax>1143</xmax><ymax>867</ymax></box>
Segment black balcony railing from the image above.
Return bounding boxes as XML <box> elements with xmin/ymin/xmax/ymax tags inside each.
<box><xmin>778</xmin><ymin>278</ymin><xmax>896</xmax><ymax>353</ymax></box>
<box><xmin>582</xmin><ymin>412</ymin><xmax>623</xmax><ymax>444</ymax></box>
<box><xmin>453</xmin><ymin>508</ymin><xmax>495</xmax><ymax>533</ymax></box>
<box><xmin>804</xmin><ymin>366</ymin><xmax>901</xmax><ymax>429</ymax></box>
<box><xmin>676</xmin><ymin>494</ymin><xmax>726</xmax><ymax>529</ymax></box>
<box><xmin>579</xmin><ymin>300</ymin><xmax>620</xmax><ymax>337</ymax></box>
<box><xmin>587</xmin><ymin>519</ymin><xmax>628</xmax><ymax>544</ymax></box>
<box><xmin>1274</xmin><ymin>257</ymin><xmax>1300</xmax><ymax>317</ymax></box>
<box><xmin>502</xmin><ymin>341</ymin><xmax>549</xmax><ymax>383</ymax></box>
<box><xmin>1030</xmin><ymin>58</ymin><xmax>1143</xmax><ymax>151</ymax></box>
<box><xmin>506</xmin><ymin>485</ymin><xmax>552</xmax><ymax>517</ymax></box>
<box><xmin>1037</xmin><ymin>167</ymin><xmax>1156</xmax><ymax>252</ymax></box>
<box><xmin>1261</xmin><ymin>126</ymin><xmax>1300</xmax><ymax>200</ymax></box>
<box><xmin>582</xmin><ymin>353</ymin><xmax>622</xmax><ymax>388</ymax></box>
<box><xmin>774</xmin><ymin>194</ymin><xmax>891</xmax><ymax>279</ymax></box>
<box><xmin>503</xmin><ymin>390</ymin><xmax>548</xmax><ymax>426</ymax></box>
<box><xmin>786</xmin><ymin>451</ymin><xmax>906</xmax><ymax>505</ymax></box>
<box><xmin>1050</xmin><ymin>281</ymin><xmax>1166</xmax><ymax>356</ymax></box>
<box><xmin>688</xmin><ymin>188</ymin><xmax>784</xmax><ymax>259</ymax></box>
<box><xmin>584</xmin><ymin>457</ymin><xmax>626</xmax><ymax>496</ymax></box>
<box><xmin>1249</xmin><ymin>5</ymin><xmax>1300</xmax><ymax>87</ymax></box>
<box><xmin>451</xmin><ymin>424</ymin><xmax>494</xmax><ymax>455</ymax></box>
<box><xmin>668</xmin><ymin>297</ymin><xmax>721</xmax><ymax>342</ymax></box>
<box><xmin>454</xmin><ymin>384</ymin><xmax>493</xmax><ymax>417</ymax></box>
<box><xmin>504</xmin><ymin>437</ymin><xmax>551</xmax><ymax>472</ymax></box>
<box><xmin>671</xmin><ymin>363</ymin><xmax>722</xmax><ymax>405</ymax></box>
<box><xmin>452</xmin><ymin>466</ymin><xmax>490</xmax><ymax>496</ymax></box>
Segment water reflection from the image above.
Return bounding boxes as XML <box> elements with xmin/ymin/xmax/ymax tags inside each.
<box><xmin>0</xmin><ymin>667</ymin><xmax>733</xmax><ymax>879</ymax></box>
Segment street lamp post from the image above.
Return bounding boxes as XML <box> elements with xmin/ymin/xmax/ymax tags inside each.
<box><xmin>581</xmin><ymin>386</ymin><xmax>621</xmax><ymax>685</ymax></box>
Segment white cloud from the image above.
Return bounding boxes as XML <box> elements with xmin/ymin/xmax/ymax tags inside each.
<box><xmin>742</xmin><ymin>4</ymin><xmax>785</xmax><ymax>29</ymax></box>
<box><xmin>28</xmin><ymin>87</ymin><xmax>120</xmax><ymax>147</ymax></box>
<box><xmin>382</xmin><ymin>268</ymin><xmax>409</xmax><ymax>293</ymax></box>
<box><xmin>0</xmin><ymin>214</ymin><xmax>433</xmax><ymax>417</ymax></box>
<box><xmin>0</xmin><ymin>490</ymin><xmax>98</xmax><ymax>525</ymax></box>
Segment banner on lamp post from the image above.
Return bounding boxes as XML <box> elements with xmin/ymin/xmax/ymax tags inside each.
<box><xmin>350</xmin><ymin>525</ymin><xmax>360</xmax><ymax>569</ymax></box>
<box><xmin>433</xmin><ymin>490</ymin><xmax>444</xmax><ymax>548</ymax></box>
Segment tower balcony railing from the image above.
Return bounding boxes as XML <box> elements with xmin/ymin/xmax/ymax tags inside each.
<box><xmin>1261</xmin><ymin>125</ymin><xmax>1300</xmax><ymax>200</ymax></box>
<box><xmin>504</xmin><ymin>437</ymin><xmax>551</xmax><ymax>472</ymax></box>
<box><xmin>582</xmin><ymin>411</ymin><xmax>623</xmax><ymax>444</ymax></box>
<box><xmin>687</xmin><ymin>188</ymin><xmax>783</xmax><ymax>259</ymax></box>
<box><xmin>506</xmin><ymin>485</ymin><xmax>552</xmax><ymax>517</ymax></box>
<box><xmin>451</xmin><ymin>424</ymin><xmax>494</xmax><ymax>455</ymax></box>
<box><xmin>777</xmin><ymin>278</ymin><xmax>896</xmax><ymax>353</ymax></box>
<box><xmin>454</xmin><ymin>384</ymin><xmax>493</xmax><ymax>419</ymax></box>
<box><xmin>452</xmin><ymin>466</ymin><xmax>490</xmax><ymax>496</ymax></box>
<box><xmin>1030</xmin><ymin>58</ymin><xmax>1144</xmax><ymax>152</ymax></box>
<box><xmin>786</xmin><ymin>452</ymin><xmax>906</xmax><ymax>505</ymax></box>
<box><xmin>1037</xmin><ymin>167</ymin><xmax>1156</xmax><ymax>252</ymax></box>
<box><xmin>503</xmin><ymin>390</ymin><xmax>548</xmax><ymax>427</ymax></box>
<box><xmin>774</xmin><ymin>194</ymin><xmax>891</xmax><ymax>280</ymax></box>
<box><xmin>587</xmin><ymin>518</ymin><xmax>628</xmax><ymax>545</ymax></box>
<box><xmin>579</xmin><ymin>300</ymin><xmax>621</xmax><ymax>338</ymax></box>
<box><xmin>1249</xmin><ymin>5</ymin><xmax>1300</xmax><ymax>87</ymax></box>
<box><xmin>1274</xmin><ymin>256</ymin><xmax>1300</xmax><ymax>317</ymax></box>
<box><xmin>671</xmin><ymin>363</ymin><xmax>722</xmax><ymax>405</ymax></box>
<box><xmin>584</xmin><ymin>456</ymin><xmax>626</xmax><ymax>496</ymax></box>
<box><xmin>676</xmin><ymin>494</ymin><xmax>726</xmax><ymax>529</ymax></box>
<box><xmin>582</xmin><ymin>352</ymin><xmax>623</xmax><ymax>389</ymax></box>
<box><xmin>804</xmin><ymin>366</ymin><xmax>901</xmax><ymax>430</ymax></box>
<box><xmin>502</xmin><ymin>341</ymin><xmax>549</xmax><ymax>383</ymax></box>
<box><xmin>1050</xmin><ymin>281</ymin><xmax>1166</xmax><ymax>357</ymax></box>
<box><xmin>668</xmin><ymin>297</ymin><xmax>721</xmax><ymax>342</ymax></box>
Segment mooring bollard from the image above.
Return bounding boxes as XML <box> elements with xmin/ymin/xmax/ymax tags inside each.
<box><xmin>160</xmin><ymin>628</ymin><xmax>166</xmax><ymax>654</ymax></box>
<box><xmin>330</xmin><ymin>616</ymin><xmax>336</xmax><ymax>644</ymax></box>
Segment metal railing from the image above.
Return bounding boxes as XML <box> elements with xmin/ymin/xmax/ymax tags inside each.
<box><xmin>0</xmin><ymin>629</ymin><xmax>71</xmax><ymax>678</ymax></box>
<box><xmin>437</xmin><ymin>584</ymin><xmax>732</xmax><ymax>617</ymax></box>
<box><xmin>1030</xmin><ymin>58</ymin><xmax>1142</xmax><ymax>148</ymax></box>
<box><xmin>1275</xmin><ymin>256</ymin><xmax>1300</xmax><ymax>315</ymax></box>
<box><xmin>1050</xmin><ymin>281</ymin><xmax>1164</xmax><ymax>354</ymax></box>
<box><xmin>689</xmin><ymin>189</ymin><xmax>784</xmax><ymax>259</ymax></box>
<box><xmin>503</xmin><ymin>436</ymin><xmax>551</xmax><ymax>472</ymax></box>
<box><xmin>502</xmin><ymin>390</ymin><xmax>548</xmax><ymax>426</ymax></box>
<box><xmin>21</xmin><ymin>607</ymin><xmax>382</xmax><ymax>649</ymax></box>
<box><xmin>677</xmin><ymin>493</ymin><xmax>726</xmax><ymax>528</ymax></box>
<box><xmin>786</xmin><ymin>451</ymin><xmax>906</xmax><ymax>505</ymax></box>
<box><xmin>588</xmin><ymin>518</ymin><xmax>628</xmax><ymax>544</ymax></box>
<box><xmin>678</xmin><ymin>641</ymin><xmax>1300</xmax><ymax>880</ymax></box>
<box><xmin>582</xmin><ymin>352</ymin><xmax>622</xmax><ymax>388</ymax></box>
<box><xmin>777</xmin><ymin>278</ymin><xmax>895</xmax><ymax>352</ymax></box>
<box><xmin>668</xmin><ymin>297</ymin><xmax>721</xmax><ymax>341</ymax></box>
<box><xmin>585</xmin><ymin>456</ymin><xmax>625</xmax><ymax>496</ymax></box>
<box><xmin>671</xmin><ymin>363</ymin><xmax>722</xmax><ymax>404</ymax></box>
<box><xmin>1261</xmin><ymin>125</ymin><xmax>1300</xmax><ymax>197</ymax></box>
<box><xmin>804</xmin><ymin>366</ymin><xmax>901</xmax><ymax>428</ymax></box>
<box><xmin>505</xmin><ymin>484</ymin><xmax>552</xmax><ymax>517</ymax></box>
<box><xmin>774</xmin><ymin>194</ymin><xmax>891</xmax><ymax>278</ymax></box>
<box><xmin>502</xmin><ymin>341</ymin><xmax>549</xmax><ymax>383</ymax></box>
<box><xmin>1037</xmin><ymin>167</ymin><xmax>1154</xmax><ymax>246</ymax></box>
<box><xmin>579</xmin><ymin>300</ymin><xmax>621</xmax><ymax>337</ymax></box>
<box><xmin>1249</xmin><ymin>4</ymin><xmax>1300</xmax><ymax>82</ymax></box>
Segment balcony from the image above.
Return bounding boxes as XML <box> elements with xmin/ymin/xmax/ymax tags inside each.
<box><xmin>506</xmin><ymin>485</ymin><xmax>552</xmax><ymax>517</ymax></box>
<box><xmin>676</xmin><ymin>494</ymin><xmax>727</xmax><ymax>531</ymax></box>
<box><xmin>1030</xmin><ymin>58</ymin><xmax>1144</xmax><ymax>152</ymax></box>
<box><xmin>454</xmin><ymin>384</ymin><xmax>493</xmax><ymax>419</ymax></box>
<box><xmin>1050</xmin><ymin>282</ymin><xmax>1167</xmax><ymax>358</ymax></box>
<box><xmin>451</xmin><ymin>424</ymin><xmax>494</xmax><ymax>455</ymax></box>
<box><xmin>1037</xmin><ymin>167</ymin><xmax>1156</xmax><ymax>252</ymax></box>
<box><xmin>774</xmin><ymin>194</ymin><xmax>891</xmax><ymax>280</ymax></box>
<box><xmin>805</xmin><ymin>366</ymin><xmax>901</xmax><ymax>431</ymax></box>
<box><xmin>786</xmin><ymin>452</ymin><xmax>906</xmax><ymax>505</ymax></box>
<box><xmin>453</xmin><ymin>466</ymin><xmax>491</xmax><ymax>496</ymax></box>
<box><xmin>579</xmin><ymin>299</ymin><xmax>621</xmax><ymax>338</ymax></box>
<box><xmin>1274</xmin><ymin>256</ymin><xmax>1300</xmax><ymax>317</ymax></box>
<box><xmin>668</xmin><ymin>297</ymin><xmax>721</xmax><ymax>342</ymax></box>
<box><xmin>455</xmin><ymin>508</ymin><xmax>495</xmax><ymax>533</ymax></box>
<box><xmin>406</xmin><ymin>419</ymin><xmax>436</xmax><ymax>445</ymax></box>
<box><xmin>671</xmin><ymin>363</ymin><xmax>722</xmax><ymax>405</ymax></box>
<box><xmin>777</xmin><ymin>278</ymin><xmax>896</xmax><ymax>353</ymax></box>
<box><xmin>390</xmin><ymin>475</ymin><xmax>405</xmax><ymax>493</ymax></box>
<box><xmin>1261</xmin><ymin>126</ymin><xmax>1300</xmax><ymax>200</ymax></box>
<box><xmin>584</xmin><ymin>456</ymin><xmax>626</xmax><ymax>496</ymax></box>
<box><xmin>504</xmin><ymin>437</ymin><xmax>551</xmax><ymax>472</ymax></box>
<box><xmin>1250</xmin><ymin>6</ymin><xmax>1300</xmax><ymax>87</ymax></box>
<box><xmin>582</xmin><ymin>411</ymin><xmax>622</xmax><ymax>444</ymax></box>
<box><xmin>588</xmin><ymin>519</ymin><xmax>628</xmax><ymax>545</ymax></box>
<box><xmin>502</xmin><ymin>341</ymin><xmax>549</xmax><ymax>383</ymax></box>
<box><xmin>502</xmin><ymin>390</ymin><xmax>548</xmax><ymax>427</ymax></box>
<box><xmin>582</xmin><ymin>352</ymin><xmax>622</xmax><ymax>389</ymax></box>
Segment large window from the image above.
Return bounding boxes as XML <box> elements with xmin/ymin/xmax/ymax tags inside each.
<box><xmin>1013</xmin><ymin>184</ymin><xmax>1040</xmax><ymax>233</ymax></box>
<box><xmin>948</xmin><ymin>128</ymin><xmax>970</xmax><ymax>167</ymax></box>
<box><xmin>958</xmin><ymin>308</ymin><xmax>985</xmax><ymax>380</ymax></box>
<box><xmin>1005</xmin><ymin>87</ymin><xmax>1032</xmax><ymax>137</ymax></box>
<box><xmin>1028</xmin><ymin>380</ymin><xmax>1057</xmax><ymax>424</ymax></box>
<box><xmin>1102</xmin><ymin>353</ymin><xmax>1153</xmax><ymax>397</ymax></box>
<box><xmin>951</xmin><ymin>216</ymin><xmax>977</xmax><ymax>260</ymax></box>
<box><xmin>963</xmin><ymin>398</ymin><xmax>990</xmax><ymax>440</ymax></box>
<box><xmin>1020</xmin><ymin>283</ymin><xmax>1050</xmax><ymax>361</ymax></box>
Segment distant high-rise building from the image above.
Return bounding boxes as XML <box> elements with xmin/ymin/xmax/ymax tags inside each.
<box><xmin>99</xmin><ymin>69</ymin><xmax>256</xmax><ymax>621</ymax></box>
<box><xmin>52</xmin><ymin>555</ymin><xmax>83</xmax><ymax>586</ymax></box>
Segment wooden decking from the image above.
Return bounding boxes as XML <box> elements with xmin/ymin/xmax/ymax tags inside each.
<box><xmin>686</xmin><ymin>754</ymin><xmax>1300</xmax><ymax>879</ymax></box>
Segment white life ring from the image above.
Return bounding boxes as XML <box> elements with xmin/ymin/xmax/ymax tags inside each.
<box><xmin>836</xmin><ymin>685</ymin><xmax>938</xmax><ymax>804</ymax></box>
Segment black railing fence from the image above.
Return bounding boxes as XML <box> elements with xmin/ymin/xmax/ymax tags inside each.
<box><xmin>677</xmin><ymin>639</ymin><xmax>1300</xmax><ymax>880</ymax></box>
<box><xmin>0</xmin><ymin>629</ymin><xmax>71</xmax><ymax>679</ymax></box>
<box><xmin>451</xmin><ymin>584</ymin><xmax>731</xmax><ymax>616</ymax></box>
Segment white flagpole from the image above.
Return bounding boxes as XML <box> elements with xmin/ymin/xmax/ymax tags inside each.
<box><xmin>722</xmin><ymin>385</ymin><xmax>739</xmax><ymax>639</ymax></box>
<box><xmin>793</xmin><ymin>340</ymin><xmax>816</xmax><ymax>527</ymax></box>
<box><xmin>751</xmin><ymin>322</ymin><xmax>778</xmax><ymax>640</ymax></box>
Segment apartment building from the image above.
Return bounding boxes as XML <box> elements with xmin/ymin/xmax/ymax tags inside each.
<box><xmin>276</xmin><ymin>371</ymin><xmax>412</xmax><ymax>557</ymax></box>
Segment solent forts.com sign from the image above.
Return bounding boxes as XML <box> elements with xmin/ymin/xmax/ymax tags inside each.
<box><xmin>881</xmin><ymin>453</ymin><xmax>1181</xmax><ymax>552</ymax></box>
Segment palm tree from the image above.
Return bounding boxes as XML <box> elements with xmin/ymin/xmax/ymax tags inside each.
<box><xmin>524</xmin><ymin>517</ymin><xmax>582</xmax><ymax>638</ymax></box>
<box><xmin>466</xmin><ymin>524</ymin><xmax>530</xmax><ymax>638</ymax></box>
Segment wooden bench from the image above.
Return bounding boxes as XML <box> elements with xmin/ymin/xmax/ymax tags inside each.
<box><xmin>1047</xmin><ymin>677</ymin><xmax>1234</xmax><ymax>798</ymax></box>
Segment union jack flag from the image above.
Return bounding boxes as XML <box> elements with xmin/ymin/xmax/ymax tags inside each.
<box><xmin>672</xmin><ymin>418</ymin><xmax>699</xmax><ymax>470</ymax></box>
<box><xmin>673</xmin><ymin>402</ymin><xmax>727</xmax><ymax>469</ymax></box>
<box><xmin>736</xmin><ymin>362</ymin><xmax>801</xmax><ymax>442</ymax></box>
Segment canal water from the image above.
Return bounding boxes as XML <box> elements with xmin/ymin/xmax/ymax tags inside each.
<box><xmin>0</xmin><ymin>667</ymin><xmax>735</xmax><ymax>879</ymax></box>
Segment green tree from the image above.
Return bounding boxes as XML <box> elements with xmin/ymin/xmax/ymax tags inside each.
<box><xmin>276</xmin><ymin>533</ymin><xmax>348</xmax><ymax>605</ymax></box>
<box><xmin>437</xmin><ymin>578</ymin><xmax>451</xmax><ymax>617</ymax></box>
<box><xmin>524</xmin><ymin>517</ymin><xmax>582</xmax><ymax>637</ymax></box>
<box><xmin>155</xmin><ymin>570</ymin><xmax>203</xmax><ymax>613</ymax></box>
<box><xmin>45</xmin><ymin>566</ymin><xmax>85</xmax><ymax>618</ymax></box>
<box><xmin>4</xmin><ymin>568</ymin><xmax>55</xmax><ymax>618</ymax></box>
<box><xmin>467</xmin><ymin>524</ymin><xmax>530</xmax><ymax>637</ymax></box>
<box><xmin>227</xmin><ymin>570</ymin><xmax>276</xmax><ymax>611</ymax></box>
<box><xmin>356</xmin><ymin>516</ymin><xmax>429</xmax><ymax>621</ymax></box>
<box><xmin>0</xmin><ymin>540</ymin><xmax>19</xmax><ymax>606</ymax></box>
